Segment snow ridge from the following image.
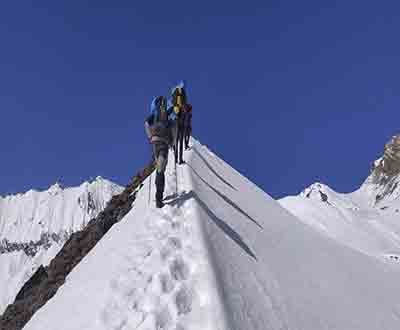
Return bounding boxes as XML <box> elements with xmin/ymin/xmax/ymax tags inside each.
<box><xmin>0</xmin><ymin>177</ymin><xmax>122</xmax><ymax>243</ymax></box>
<box><xmin>21</xmin><ymin>139</ymin><xmax>400</xmax><ymax>330</ymax></box>
<box><xmin>0</xmin><ymin>178</ymin><xmax>123</xmax><ymax>315</ymax></box>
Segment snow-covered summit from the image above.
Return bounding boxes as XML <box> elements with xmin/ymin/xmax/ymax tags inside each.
<box><xmin>301</xmin><ymin>182</ymin><xmax>330</xmax><ymax>201</ymax></box>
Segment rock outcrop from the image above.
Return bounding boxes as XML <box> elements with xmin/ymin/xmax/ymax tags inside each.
<box><xmin>367</xmin><ymin>134</ymin><xmax>400</xmax><ymax>204</ymax></box>
<box><xmin>372</xmin><ymin>135</ymin><xmax>400</xmax><ymax>178</ymax></box>
<box><xmin>0</xmin><ymin>232</ymin><xmax>70</xmax><ymax>257</ymax></box>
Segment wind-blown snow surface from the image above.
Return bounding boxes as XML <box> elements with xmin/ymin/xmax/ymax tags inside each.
<box><xmin>0</xmin><ymin>177</ymin><xmax>122</xmax><ymax>315</ymax></box>
<box><xmin>24</xmin><ymin>140</ymin><xmax>400</xmax><ymax>330</ymax></box>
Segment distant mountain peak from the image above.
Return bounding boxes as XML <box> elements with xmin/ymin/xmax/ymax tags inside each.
<box><xmin>300</xmin><ymin>182</ymin><xmax>329</xmax><ymax>202</ymax></box>
<box><xmin>48</xmin><ymin>182</ymin><xmax>63</xmax><ymax>195</ymax></box>
<box><xmin>361</xmin><ymin>134</ymin><xmax>400</xmax><ymax>205</ymax></box>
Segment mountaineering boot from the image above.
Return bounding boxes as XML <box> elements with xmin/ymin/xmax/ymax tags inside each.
<box><xmin>155</xmin><ymin>187</ymin><xmax>165</xmax><ymax>208</ymax></box>
<box><xmin>174</xmin><ymin>146</ymin><xmax>178</xmax><ymax>164</ymax></box>
<box><xmin>156</xmin><ymin>195</ymin><xmax>164</xmax><ymax>208</ymax></box>
<box><xmin>155</xmin><ymin>171</ymin><xmax>165</xmax><ymax>208</ymax></box>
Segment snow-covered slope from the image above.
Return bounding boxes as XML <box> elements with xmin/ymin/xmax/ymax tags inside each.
<box><xmin>280</xmin><ymin>182</ymin><xmax>400</xmax><ymax>259</ymax></box>
<box><xmin>0</xmin><ymin>178</ymin><xmax>123</xmax><ymax>314</ymax></box>
<box><xmin>23</xmin><ymin>140</ymin><xmax>400</xmax><ymax>330</ymax></box>
<box><xmin>280</xmin><ymin>135</ymin><xmax>400</xmax><ymax>262</ymax></box>
<box><xmin>0</xmin><ymin>177</ymin><xmax>122</xmax><ymax>243</ymax></box>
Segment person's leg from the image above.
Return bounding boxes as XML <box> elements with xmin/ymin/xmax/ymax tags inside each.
<box><xmin>184</xmin><ymin>127</ymin><xmax>191</xmax><ymax>149</ymax></box>
<box><xmin>178</xmin><ymin>127</ymin><xmax>184</xmax><ymax>164</ymax></box>
<box><xmin>155</xmin><ymin>171</ymin><xmax>165</xmax><ymax>207</ymax></box>
<box><xmin>155</xmin><ymin>145</ymin><xmax>168</xmax><ymax>207</ymax></box>
<box><xmin>174</xmin><ymin>124</ymin><xmax>179</xmax><ymax>164</ymax></box>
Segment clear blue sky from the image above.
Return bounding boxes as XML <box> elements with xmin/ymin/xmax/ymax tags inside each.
<box><xmin>1</xmin><ymin>0</ymin><xmax>399</xmax><ymax>198</ymax></box>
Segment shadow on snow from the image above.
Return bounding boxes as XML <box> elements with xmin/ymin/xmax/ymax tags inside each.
<box><xmin>167</xmin><ymin>190</ymin><xmax>257</xmax><ymax>261</ymax></box>
<box><xmin>192</xmin><ymin>147</ymin><xmax>238</xmax><ymax>192</ymax></box>
<box><xmin>187</xmin><ymin>164</ymin><xmax>263</xmax><ymax>230</ymax></box>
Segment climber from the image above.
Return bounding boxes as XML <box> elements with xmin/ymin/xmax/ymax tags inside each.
<box><xmin>169</xmin><ymin>83</ymin><xmax>188</xmax><ymax>164</ymax></box>
<box><xmin>183</xmin><ymin>103</ymin><xmax>192</xmax><ymax>150</ymax></box>
<box><xmin>145</xmin><ymin>96</ymin><xmax>174</xmax><ymax>208</ymax></box>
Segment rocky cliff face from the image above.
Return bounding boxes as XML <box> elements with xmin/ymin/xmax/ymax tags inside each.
<box><xmin>372</xmin><ymin>135</ymin><xmax>400</xmax><ymax>178</ymax></box>
<box><xmin>363</xmin><ymin>134</ymin><xmax>400</xmax><ymax>205</ymax></box>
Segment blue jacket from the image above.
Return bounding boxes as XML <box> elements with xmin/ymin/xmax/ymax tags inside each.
<box><xmin>150</xmin><ymin>97</ymin><xmax>174</xmax><ymax>121</ymax></box>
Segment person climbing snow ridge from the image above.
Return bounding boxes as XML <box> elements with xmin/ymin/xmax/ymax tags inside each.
<box><xmin>183</xmin><ymin>103</ymin><xmax>192</xmax><ymax>150</ymax></box>
<box><xmin>145</xmin><ymin>96</ymin><xmax>174</xmax><ymax>208</ymax></box>
<box><xmin>169</xmin><ymin>84</ymin><xmax>191</xmax><ymax>164</ymax></box>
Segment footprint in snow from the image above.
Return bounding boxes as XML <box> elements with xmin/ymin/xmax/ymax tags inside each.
<box><xmin>167</xmin><ymin>237</ymin><xmax>182</xmax><ymax>250</ymax></box>
<box><xmin>169</xmin><ymin>256</ymin><xmax>190</xmax><ymax>281</ymax></box>
<box><xmin>160</xmin><ymin>245</ymin><xmax>172</xmax><ymax>261</ymax></box>
<box><xmin>175</xmin><ymin>324</ymin><xmax>186</xmax><ymax>330</ymax></box>
<box><xmin>160</xmin><ymin>237</ymin><xmax>183</xmax><ymax>261</ymax></box>
<box><xmin>159</xmin><ymin>272</ymin><xmax>175</xmax><ymax>294</ymax></box>
<box><xmin>175</xmin><ymin>285</ymin><xmax>193</xmax><ymax>315</ymax></box>
<box><xmin>155</xmin><ymin>306</ymin><xmax>173</xmax><ymax>330</ymax></box>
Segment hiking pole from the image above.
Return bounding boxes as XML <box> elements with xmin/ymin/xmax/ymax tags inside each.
<box><xmin>175</xmin><ymin>155</ymin><xmax>178</xmax><ymax>195</ymax></box>
<box><xmin>174</xmin><ymin>126</ymin><xmax>179</xmax><ymax>195</ymax></box>
<box><xmin>148</xmin><ymin>143</ymin><xmax>154</xmax><ymax>206</ymax></box>
<box><xmin>148</xmin><ymin>171</ymin><xmax>151</xmax><ymax>206</ymax></box>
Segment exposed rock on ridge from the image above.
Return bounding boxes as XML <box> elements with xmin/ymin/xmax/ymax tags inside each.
<box><xmin>373</xmin><ymin>135</ymin><xmax>400</xmax><ymax>178</ymax></box>
<box><xmin>366</xmin><ymin>134</ymin><xmax>400</xmax><ymax>204</ymax></box>
<box><xmin>0</xmin><ymin>231</ymin><xmax>70</xmax><ymax>257</ymax></box>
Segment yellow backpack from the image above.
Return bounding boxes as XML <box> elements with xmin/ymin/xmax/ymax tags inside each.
<box><xmin>172</xmin><ymin>87</ymin><xmax>186</xmax><ymax>114</ymax></box>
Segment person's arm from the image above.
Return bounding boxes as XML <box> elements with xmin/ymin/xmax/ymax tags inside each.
<box><xmin>167</xmin><ymin>106</ymin><xmax>174</xmax><ymax>116</ymax></box>
<box><xmin>144</xmin><ymin>115</ymin><xmax>154</xmax><ymax>140</ymax></box>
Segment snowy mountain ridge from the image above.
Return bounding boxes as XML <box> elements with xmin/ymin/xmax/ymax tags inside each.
<box><xmin>8</xmin><ymin>139</ymin><xmax>400</xmax><ymax>330</ymax></box>
<box><xmin>297</xmin><ymin>134</ymin><xmax>400</xmax><ymax>208</ymax></box>
<box><xmin>0</xmin><ymin>176</ymin><xmax>122</xmax><ymax>243</ymax></box>
<box><xmin>0</xmin><ymin>177</ymin><xmax>123</xmax><ymax>315</ymax></box>
<box><xmin>280</xmin><ymin>134</ymin><xmax>400</xmax><ymax>261</ymax></box>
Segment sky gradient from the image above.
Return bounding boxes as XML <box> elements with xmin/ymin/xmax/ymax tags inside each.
<box><xmin>1</xmin><ymin>0</ymin><xmax>399</xmax><ymax>198</ymax></box>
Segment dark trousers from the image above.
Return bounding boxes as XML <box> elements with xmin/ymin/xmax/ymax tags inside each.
<box><xmin>184</xmin><ymin>126</ymin><xmax>191</xmax><ymax>148</ymax></box>
<box><xmin>175</xmin><ymin>125</ymin><xmax>185</xmax><ymax>163</ymax></box>
<box><xmin>153</xmin><ymin>143</ymin><xmax>168</xmax><ymax>202</ymax></box>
